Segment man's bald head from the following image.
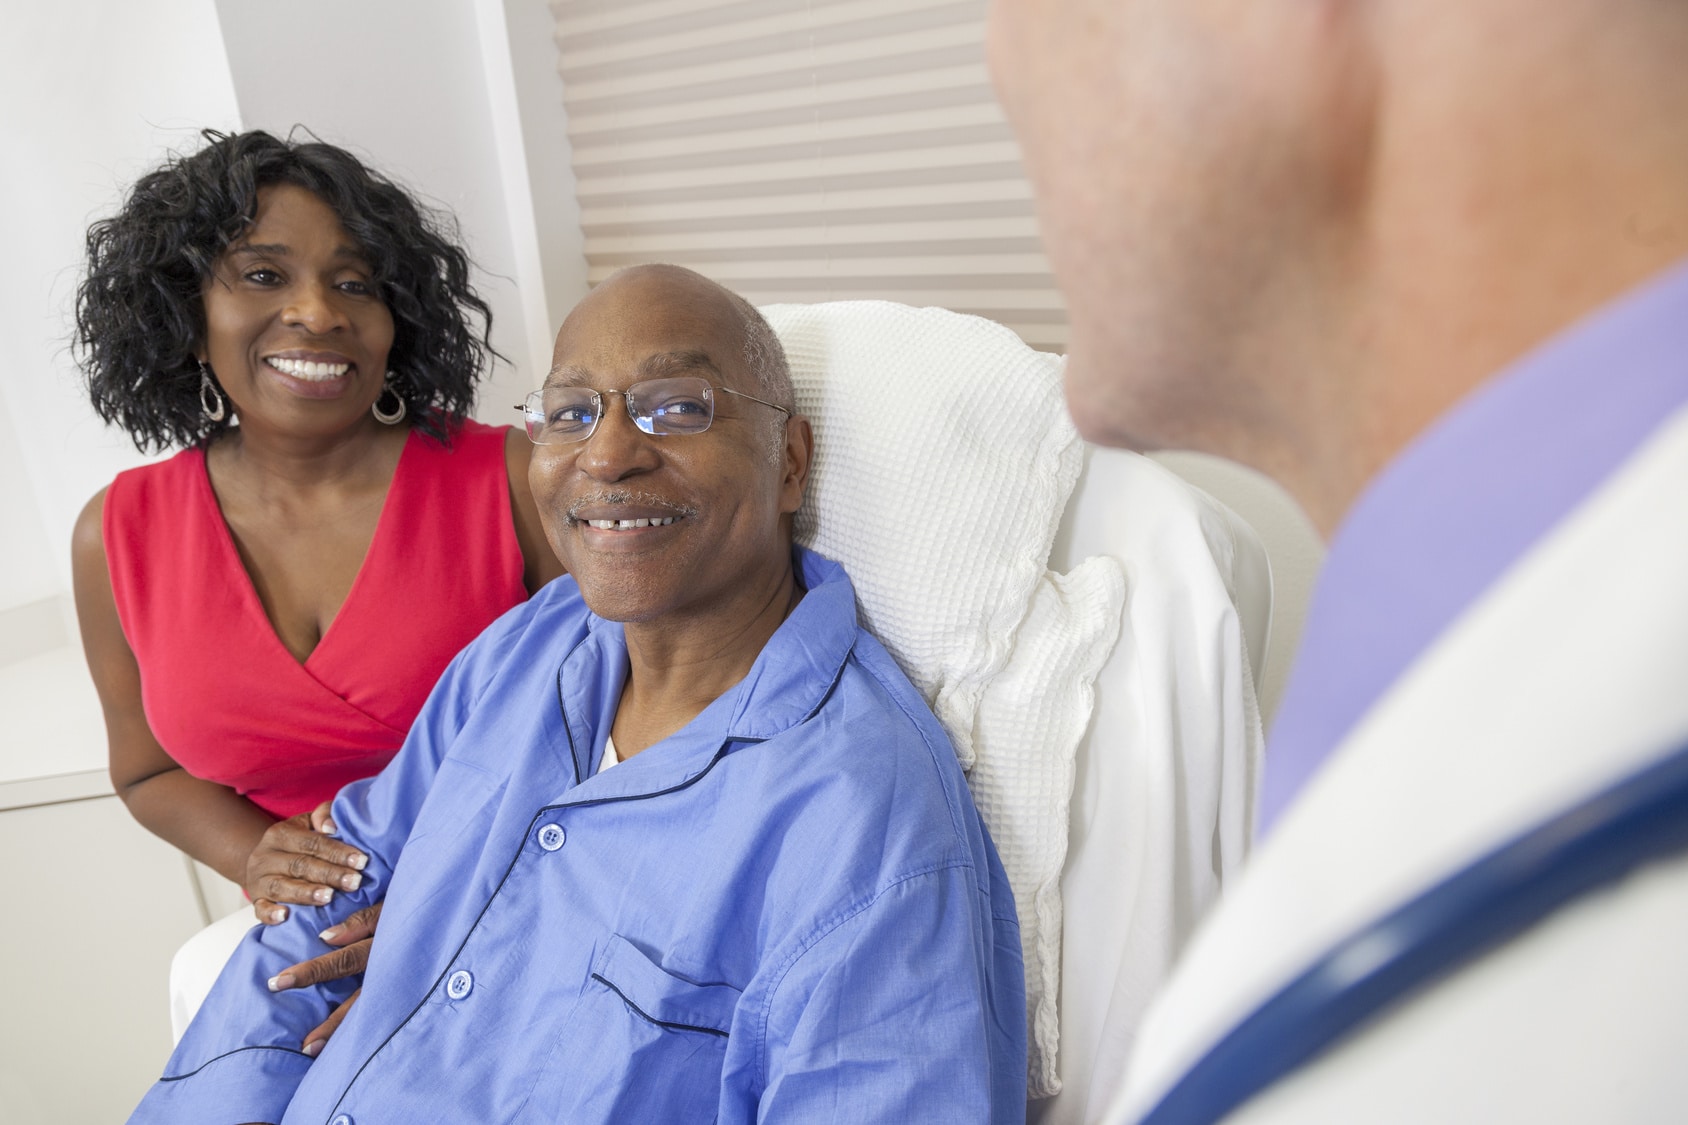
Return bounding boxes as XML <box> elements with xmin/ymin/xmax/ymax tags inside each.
<box><xmin>584</xmin><ymin>264</ymin><xmax>794</xmax><ymax>435</ymax></box>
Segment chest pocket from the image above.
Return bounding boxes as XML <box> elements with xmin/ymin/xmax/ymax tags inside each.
<box><xmin>520</xmin><ymin>933</ymin><xmax>742</xmax><ymax>1123</ymax></box>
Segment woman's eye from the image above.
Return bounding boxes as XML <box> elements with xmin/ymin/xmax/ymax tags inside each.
<box><xmin>243</xmin><ymin>268</ymin><xmax>283</xmax><ymax>286</ymax></box>
<box><xmin>337</xmin><ymin>278</ymin><xmax>376</xmax><ymax>296</ymax></box>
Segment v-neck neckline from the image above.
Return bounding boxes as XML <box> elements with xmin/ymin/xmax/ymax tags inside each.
<box><xmin>193</xmin><ymin>429</ymin><xmax>419</xmax><ymax>670</ymax></box>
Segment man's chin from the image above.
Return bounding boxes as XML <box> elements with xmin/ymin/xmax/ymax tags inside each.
<box><xmin>578</xmin><ymin>597</ymin><xmax>657</xmax><ymax>625</ymax></box>
<box><xmin>571</xmin><ymin>574</ymin><xmax>674</xmax><ymax>625</ymax></box>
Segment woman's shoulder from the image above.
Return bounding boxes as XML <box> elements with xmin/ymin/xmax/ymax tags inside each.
<box><xmin>399</xmin><ymin>415</ymin><xmax>514</xmax><ymax>506</ymax></box>
<box><xmin>104</xmin><ymin>446</ymin><xmax>206</xmax><ymax>516</ymax></box>
<box><xmin>452</xmin><ymin>416</ymin><xmax>508</xmax><ymax>441</ymax></box>
<box><xmin>411</xmin><ymin>414</ymin><xmax>510</xmax><ymax>457</ymax></box>
<box><xmin>95</xmin><ymin>447</ymin><xmax>218</xmax><ymax>605</ymax></box>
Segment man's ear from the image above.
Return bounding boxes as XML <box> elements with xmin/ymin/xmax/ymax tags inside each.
<box><xmin>779</xmin><ymin>414</ymin><xmax>814</xmax><ymax>516</ymax></box>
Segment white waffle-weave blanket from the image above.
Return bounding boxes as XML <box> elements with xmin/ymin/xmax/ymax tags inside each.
<box><xmin>765</xmin><ymin>301</ymin><xmax>1125</xmax><ymax>1097</ymax></box>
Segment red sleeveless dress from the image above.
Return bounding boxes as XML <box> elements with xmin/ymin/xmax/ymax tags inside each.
<box><xmin>104</xmin><ymin>418</ymin><xmax>528</xmax><ymax>818</ymax></box>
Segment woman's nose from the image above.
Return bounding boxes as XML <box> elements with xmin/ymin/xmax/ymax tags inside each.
<box><xmin>282</xmin><ymin>282</ymin><xmax>351</xmax><ymax>334</ymax></box>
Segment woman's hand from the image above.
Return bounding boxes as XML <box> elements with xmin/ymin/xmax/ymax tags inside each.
<box><xmin>266</xmin><ymin>901</ymin><xmax>383</xmax><ymax>1056</ymax></box>
<box><xmin>245</xmin><ymin>801</ymin><xmax>368</xmax><ymax>924</ymax></box>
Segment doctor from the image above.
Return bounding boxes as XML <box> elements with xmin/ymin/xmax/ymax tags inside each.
<box><xmin>990</xmin><ymin>1</ymin><xmax>1688</xmax><ymax>1122</ymax></box>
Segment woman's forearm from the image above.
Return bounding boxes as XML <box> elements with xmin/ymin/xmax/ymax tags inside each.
<box><xmin>119</xmin><ymin>768</ymin><xmax>274</xmax><ymax>888</ymax></box>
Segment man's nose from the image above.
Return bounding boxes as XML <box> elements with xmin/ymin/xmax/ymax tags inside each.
<box><xmin>575</xmin><ymin>393</ymin><xmax>660</xmax><ymax>481</ymax></box>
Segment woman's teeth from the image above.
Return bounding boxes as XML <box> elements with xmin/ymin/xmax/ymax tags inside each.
<box><xmin>586</xmin><ymin>517</ymin><xmax>678</xmax><ymax>530</ymax></box>
<box><xmin>268</xmin><ymin>357</ymin><xmax>350</xmax><ymax>381</ymax></box>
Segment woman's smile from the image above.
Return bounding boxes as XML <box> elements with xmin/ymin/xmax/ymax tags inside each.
<box><xmin>261</xmin><ymin>350</ymin><xmax>360</xmax><ymax>399</ymax></box>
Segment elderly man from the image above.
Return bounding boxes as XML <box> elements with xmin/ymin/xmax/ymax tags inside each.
<box><xmin>991</xmin><ymin>2</ymin><xmax>1688</xmax><ymax>1123</ymax></box>
<box><xmin>130</xmin><ymin>264</ymin><xmax>1025</xmax><ymax>1123</ymax></box>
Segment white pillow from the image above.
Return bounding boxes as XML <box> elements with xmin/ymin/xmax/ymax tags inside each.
<box><xmin>764</xmin><ymin>301</ymin><xmax>1125</xmax><ymax>1097</ymax></box>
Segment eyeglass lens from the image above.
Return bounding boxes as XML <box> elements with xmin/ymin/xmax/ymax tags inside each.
<box><xmin>523</xmin><ymin>377</ymin><xmax>716</xmax><ymax>444</ymax></box>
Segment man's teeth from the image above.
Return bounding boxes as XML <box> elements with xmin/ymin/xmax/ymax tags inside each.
<box><xmin>585</xmin><ymin>517</ymin><xmax>678</xmax><ymax>530</ymax></box>
<box><xmin>268</xmin><ymin>357</ymin><xmax>350</xmax><ymax>381</ymax></box>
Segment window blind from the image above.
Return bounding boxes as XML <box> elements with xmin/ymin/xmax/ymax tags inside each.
<box><xmin>549</xmin><ymin>0</ymin><xmax>1068</xmax><ymax>351</ymax></box>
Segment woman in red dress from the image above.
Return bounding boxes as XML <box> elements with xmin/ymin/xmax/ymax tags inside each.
<box><xmin>70</xmin><ymin>131</ymin><xmax>562</xmax><ymax>999</ymax></box>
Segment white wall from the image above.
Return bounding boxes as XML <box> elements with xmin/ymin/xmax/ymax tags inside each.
<box><xmin>0</xmin><ymin>401</ymin><xmax>59</xmax><ymax>615</ymax></box>
<box><xmin>491</xmin><ymin>0</ymin><xmax>592</xmax><ymax>338</ymax></box>
<box><xmin>0</xmin><ymin>0</ymin><xmax>241</xmax><ymax>610</ymax></box>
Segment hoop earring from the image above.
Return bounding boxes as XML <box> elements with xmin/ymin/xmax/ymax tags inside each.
<box><xmin>372</xmin><ymin>371</ymin><xmax>407</xmax><ymax>425</ymax></box>
<box><xmin>198</xmin><ymin>363</ymin><xmax>227</xmax><ymax>423</ymax></box>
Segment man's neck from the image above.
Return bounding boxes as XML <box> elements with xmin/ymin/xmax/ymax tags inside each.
<box><xmin>610</xmin><ymin>563</ymin><xmax>803</xmax><ymax>759</ymax></box>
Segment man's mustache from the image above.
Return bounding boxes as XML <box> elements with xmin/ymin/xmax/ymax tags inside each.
<box><xmin>565</xmin><ymin>489</ymin><xmax>699</xmax><ymax>523</ymax></box>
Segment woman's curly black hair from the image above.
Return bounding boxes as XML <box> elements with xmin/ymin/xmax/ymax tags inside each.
<box><xmin>74</xmin><ymin>128</ymin><xmax>498</xmax><ymax>451</ymax></box>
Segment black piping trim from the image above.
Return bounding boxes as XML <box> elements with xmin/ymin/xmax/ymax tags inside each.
<box><xmin>557</xmin><ymin>657</ymin><xmax>583</xmax><ymax>786</ymax></box>
<box><xmin>550</xmin><ymin>745</ymin><xmax>732</xmax><ymax>812</ymax></box>
<box><xmin>157</xmin><ymin>1044</ymin><xmax>308</xmax><ymax>1081</ymax></box>
<box><xmin>591</xmin><ymin>973</ymin><xmax>730</xmax><ymax>1039</ymax></box>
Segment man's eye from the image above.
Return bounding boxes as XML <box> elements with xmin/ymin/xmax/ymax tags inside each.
<box><xmin>548</xmin><ymin>404</ymin><xmax>597</xmax><ymax>427</ymax></box>
<box><xmin>652</xmin><ymin>396</ymin><xmax>709</xmax><ymax>418</ymax></box>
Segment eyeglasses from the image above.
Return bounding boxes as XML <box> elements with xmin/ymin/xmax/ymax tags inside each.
<box><xmin>515</xmin><ymin>376</ymin><xmax>791</xmax><ymax>445</ymax></box>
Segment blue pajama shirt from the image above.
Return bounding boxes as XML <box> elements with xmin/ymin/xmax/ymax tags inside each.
<box><xmin>130</xmin><ymin>548</ymin><xmax>1027</xmax><ymax>1124</ymax></box>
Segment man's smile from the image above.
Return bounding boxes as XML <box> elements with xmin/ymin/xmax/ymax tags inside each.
<box><xmin>582</xmin><ymin>516</ymin><xmax>681</xmax><ymax>530</ymax></box>
<box><xmin>567</xmin><ymin>490</ymin><xmax>696</xmax><ymax>534</ymax></box>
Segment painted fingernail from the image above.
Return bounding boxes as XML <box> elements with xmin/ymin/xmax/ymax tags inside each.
<box><xmin>319</xmin><ymin>926</ymin><xmax>340</xmax><ymax>942</ymax></box>
<box><xmin>319</xmin><ymin>820</ymin><xmax>339</xmax><ymax>837</ymax></box>
<box><xmin>270</xmin><ymin>906</ymin><xmax>290</xmax><ymax>924</ymax></box>
<box><xmin>347</xmin><ymin>852</ymin><xmax>367</xmax><ymax>871</ymax></box>
<box><xmin>302</xmin><ymin>1039</ymin><xmax>323</xmax><ymax>1058</ymax></box>
<box><xmin>268</xmin><ymin>973</ymin><xmax>296</xmax><ymax>992</ymax></box>
<box><xmin>313</xmin><ymin>887</ymin><xmax>334</xmax><ymax>904</ymax></box>
<box><xmin>340</xmin><ymin>872</ymin><xmax>362</xmax><ymax>892</ymax></box>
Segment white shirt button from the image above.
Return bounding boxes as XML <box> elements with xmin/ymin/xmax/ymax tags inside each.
<box><xmin>446</xmin><ymin>970</ymin><xmax>473</xmax><ymax>1000</ymax></box>
<box><xmin>537</xmin><ymin>822</ymin><xmax>566</xmax><ymax>851</ymax></box>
